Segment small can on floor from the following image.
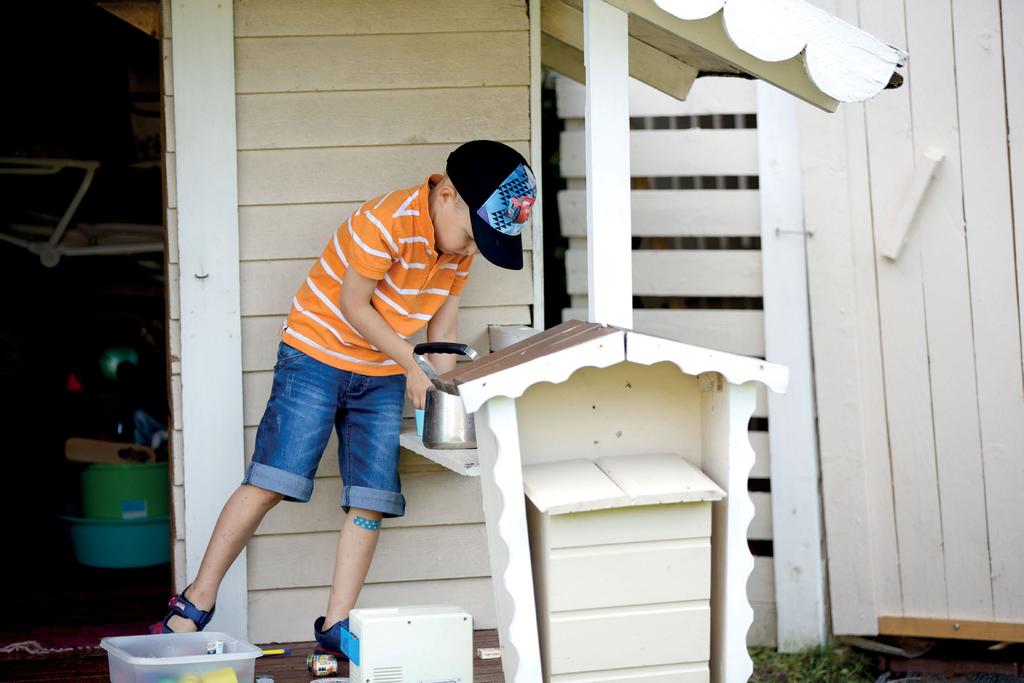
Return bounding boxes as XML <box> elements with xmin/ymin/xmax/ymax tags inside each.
<box><xmin>307</xmin><ymin>653</ymin><xmax>339</xmax><ymax>675</ymax></box>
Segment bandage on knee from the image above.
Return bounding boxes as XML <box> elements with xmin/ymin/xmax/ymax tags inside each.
<box><xmin>353</xmin><ymin>515</ymin><xmax>381</xmax><ymax>530</ymax></box>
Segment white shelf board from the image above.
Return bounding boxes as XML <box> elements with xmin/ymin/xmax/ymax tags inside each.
<box><xmin>399</xmin><ymin>419</ymin><xmax>480</xmax><ymax>477</ymax></box>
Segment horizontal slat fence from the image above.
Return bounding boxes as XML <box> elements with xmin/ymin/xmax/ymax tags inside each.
<box><xmin>554</xmin><ymin>74</ymin><xmax>777</xmax><ymax>647</ymax></box>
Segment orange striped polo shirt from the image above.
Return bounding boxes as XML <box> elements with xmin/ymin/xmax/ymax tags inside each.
<box><xmin>282</xmin><ymin>175</ymin><xmax>473</xmax><ymax>376</ymax></box>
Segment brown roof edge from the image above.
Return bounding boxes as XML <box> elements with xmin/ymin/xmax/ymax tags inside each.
<box><xmin>442</xmin><ymin>319</ymin><xmax>622</xmax><ymax>386</ymax></box>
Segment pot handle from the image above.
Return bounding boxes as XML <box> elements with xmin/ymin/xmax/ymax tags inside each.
<box><xmin>412</xmin><ymin>342</ymin><xmax>480</xmax><ymax>361</ymax></box>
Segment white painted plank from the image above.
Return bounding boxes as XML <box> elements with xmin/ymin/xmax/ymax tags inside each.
<box><xmin>165</xmin><ymin>151</ymin><xmax>176</xmax><ymax>209</ymax></box>
<box><xmin>475</xmin><ymin>397</ymin><xmax>543</xmax><ymax>682</ymax></box>
<box><xmin>748</xmin><ymin>492</ymin><xmax>772</xmax><ymax>542</ymax></box>
<box><xmin>841</xmin><ymin>0</ymin><xmax>901</xmax><ymax>624</ymax></box>
<box><xmin>236</xmin><ymin>88</ymin><xmax>530</xmax><ymax>150</ymax></box>
<box><xmin>164</xmin><ymin>94</ymin><xmax>175</xmax><ymax>154</ymax></box>
<box><xmin>547</xmin><ymin>539</ymin><xmax>712</xmax><ymax>611</ymax></box>
<box><xmin>596</xmin><ymin>454</ymin><xmax>722</xmax><ymax>501</ymax></box>
<box><xmin>555</xmin><ymin>73</ymin><xmax>756</xmax><ymax>118</ymax></box>
<box><xmin>168</xmin><ymin>318</ymin><xmax>181</xmax><ymax>375</ymax></box>
<box><xmin>550</xmin><ymin>663</ymin><xmax>709</xmax><ymax>683</ymax></box>
<box><xmin>584</xmin><ymin>0</ymin><xmax>633</xmax><ymax>328</ymax></box>
<box><xmin>171</xmin><ymin>428</ymin><xmax>183</xmax><ymax>486</ymax></box>
<box><xmin>561</xmin><ymin>129</ymin><xmax>760</xmax><ymax>178</ymax></box>
<box><xmin>399</xmin><ymin>423</ymin><xmax>479</xmax><ymax>477</ymax></box>
<box><xmin>489</xmin><ymin>324</ymin><xmax>542</xmax><ymax>352</ymax></box>
<box><xmin>236</xmin><ymin>141</ymin><xmax>530</xmax><ymax>206</ymax></box>
<box><xmin>700</xmin><ymin>379</ymin><xmax>757</xmax><ymax>683</ymax></box>
<box><xmin>902</xmin><ymin>0</ymin><xmax>993</xmax><ymax>621</ymax></box>
<box><xmin>1007</xmin><ymin>0</ymin><xmax>1024</xmax><ymax>391</ymax></box>
<box><xmin>247</xmin><ymin>577</ymin><xmax>496</xmax><ymax>643</ymax></box>
<box><xmin>748</xmin><ymin>601</ymin><xmax>778</xmax><ymax>648</ymax></box>
<box><xmin>247</xmin><ymin>524</ymin><xmax>490</xmax><ymax>590</ymax></box>
<box><xmin>548</xmin><ymin>503</ymin><xmax>712</xmax><ymax>549</ymax></box>
<box><xmin>173</xmin><ymin>484</ymin><xmax>184</xmax><ymax>541</ymax></box>
<box><xmin>563</xmin><ymin>308</ymin><xmax>765</xmax><ymax>357</ymax></box>
<box><xmin>951</xmin><ymin>0</ymin><xmax>1024</xmax><ymax>621</ymax></box>
<box><xmin>234</xmin><ymin>0</ymin><xmax>527</xmax><ymax>36</ymax></box>
<box><xmin>800</xmin><ymin>90</ymin><xmax>884</xmax><ymax>630</ymax></box>
<box><xmin>238</xmin><ymin>203</ymin><xmax>530</xmax><ymax>262</ymax></box>
<box><xmin>566</xmin><ymin>250</ymin><xmax>763</xmax><ymax>297</ymax></box>
<box><xmin>523</xmin><ymin>460</ymin><xmax>629</xmax><ymax>514</ymax></box>
<box><xmin>238</xmin><ymin>203</ymin><xmax>356</xmax><ymax>261</ymax></box>
<box><xmin>860</xmin><ymin>0</ymin><xmax>946</xmax><ymax>618</ymax></box>
<box><xmin>241</xmin><ymin>306</ymin><xmax>531</xmax><ymax>373</ymax></box>
<box><xmin>174</xmin><ymin>539</ymin><xmax>186</xmax><ymax>593</ymax></box>
<box><xmin>540</xmin><ymin>0</ymin><xmax>697</xmax><ymax>101</ymax></box>
<box><xmin>749</xmin><ymin>431</ymin><xmax>771</xmax><ymax>480</ymax></box>
<box><xmin>548</xmin><ymin>603</ymin><xmax>710</xmax><ymax>674</ymax></box>
<box><xmin>255</xmin><ymin>471</ymin><xmax>485</xmax><ymax>535</ymax></box>
<box><xmin>799</xmin><ymin>0</ymin><xmax>899</xmax><ymax>633</ymax></box>
<box><xmin>748</xmin><ymin>557</ymin><xmax>778</xmax><ymax>648</ymax></box>
<box><xmin>170</xmin><ymin>0</ymin><xmax>246</xmax><ymax>638</ymax></box>
<box><xmin>559</xmin><ymin>189</ymin><xmax>760</xmax><ymax>238</ymax></box>
<box><xmin>237</xmin><ymin>257</ymin><xmax>532</xmax><ymax>318</ymax></box>
<box><xmin>530</xmin><ymin>0</ymin><xmax>546</xmax><ymax>330</ymax></box>
<box><xmin>234</xmin><ymin>33</ymin><xmax>529</xmax><ymax>93</ymax></box>
<box><xmin>512</xmin><ymin>362</ymin><xmax>704</xmax><ymax>468</ymax></box>
<box><xmin>757</xmin><ymin>81</ymin><xmax>826</xmax><ymax>649</ymax></box>
<box><xmin>166</xmin><ymin>207</ymin><xmax>177</xmax><ymax>264</ymax></box>
<box><xmin>748</xmin><ymin>557</ymin><xmax>775</xmax><ymax>604</ymax></box>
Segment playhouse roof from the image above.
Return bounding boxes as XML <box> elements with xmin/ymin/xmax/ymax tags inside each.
<box><xmin>443</xmin><ymin>319</ymin><xmax>789</xmax><ymax>414</ymax></box>
<box><xmin>542</xmin><ymin>0</ymin><xmax>907</xmax><ymax>112</ymax></box>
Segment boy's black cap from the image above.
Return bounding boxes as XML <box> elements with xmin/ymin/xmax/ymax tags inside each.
<box><xmin>446</xmin><ymin>140</ymin><xmax>537</xmax><ymax>271</ymax></box>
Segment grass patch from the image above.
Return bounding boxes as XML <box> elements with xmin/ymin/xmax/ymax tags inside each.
<box><xmin>750</xmin><ymin>644</ymin><xmax>875</xmax><ymax>682</ymax></box>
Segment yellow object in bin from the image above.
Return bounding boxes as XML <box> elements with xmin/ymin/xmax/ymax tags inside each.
<box><xmin>179</xmin><ymin>676</ymin><xmax>200</xmax><ymax>683</ymax></box>
<box><xmin>200</xmin><ymin>668</ymin><xmax>238</xmax><ymax>683</ymax></box>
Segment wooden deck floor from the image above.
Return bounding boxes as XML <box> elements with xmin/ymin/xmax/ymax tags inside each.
<box><xmin>0</xmin><ymin>630</ymin><xmax>504</xmax><ymax>682</ymax></box>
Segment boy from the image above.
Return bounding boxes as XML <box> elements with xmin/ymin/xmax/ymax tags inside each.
<box><xmin>153</xmin><ymin>140</ymin><xmax>536</xmax><ymax>655</ymax></box>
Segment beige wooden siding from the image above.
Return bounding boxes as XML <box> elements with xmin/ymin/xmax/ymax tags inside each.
<box><xmin>803</xmin><ymin>0</ymin><xmax>1024</xmax><ymax>635</ymax></box>
<box><xmin>165</xmin><ymin>0</ymin><xmax>534</xmax><ymax>641</ymax></box>
<box><xmin>554</xmin><ymin>74</ymin><xmax>778</xmax><ymax>647</ymax></box>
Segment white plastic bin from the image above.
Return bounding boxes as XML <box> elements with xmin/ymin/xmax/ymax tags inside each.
<box><xmin>100</xmin><ymin>632</ymin><xmax>262</xmax><ymax>683</ymax></box>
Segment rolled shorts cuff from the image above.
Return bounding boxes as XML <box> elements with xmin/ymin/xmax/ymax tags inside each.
<box><xmin>243</xmin><ymin>461</ymin><xmax>314</xmax><ymax>502</ymax></box>
<box><xmin>342</xmin><ymin>485</ymin><xmax>406</xmax><ymax>518</ymax></box>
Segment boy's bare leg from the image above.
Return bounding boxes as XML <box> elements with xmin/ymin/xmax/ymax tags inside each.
<box><xmin>323</xmin><ymin>507</ymin><xmax>384</xmax><ymax>627</ymax></box>
<box><xmin>167</xmin><ymin>484</ymin><xmax>284</xmax><ymax>632</ymax></box>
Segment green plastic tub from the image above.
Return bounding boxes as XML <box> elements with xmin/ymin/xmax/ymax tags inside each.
<box><xmin>81</xmin><ymin>461</ymin><xmax>169</xmax><ymax>519</ymax></box>
<box><xmin>62</xmin><ymin>515</ymin><xmax>170</xmax><ymax>568</ymax></box>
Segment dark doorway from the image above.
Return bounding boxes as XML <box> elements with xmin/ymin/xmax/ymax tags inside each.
<box><xmin>0</xmin><ymin>0</ymin><xmax>170</xmax><ymax>649</ymax></box>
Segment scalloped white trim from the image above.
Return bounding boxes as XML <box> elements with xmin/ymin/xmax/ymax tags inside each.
<box><xmin>458</xmin><ymin>329</ymin><xmax>788</xmax><ymax>414</ymax></box>
<box><xmin>653</xmin><ymin>0</ymin><xmax>905</xmax><ymax>102</ymax></box>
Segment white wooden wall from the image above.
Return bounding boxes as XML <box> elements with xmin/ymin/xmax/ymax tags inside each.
<box><xmin>801</xmin><ymin>0</ymin><xmax>1024</xmax><ymax>635</ymax></box>
<box><xmin>163</xmin><ymin>0</ymin><xmax>538</xmax><ymax>642</ymax></box>
<box><xmin>554</xmin><ymin>75</ymin><xmax>779</xmax><ymax>648</ymax></box>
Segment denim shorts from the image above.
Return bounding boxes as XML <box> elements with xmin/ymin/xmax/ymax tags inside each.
<box><xmin>242</xmin><ymin>342</ymin><xmax>407</xmax><ymax>517</ymax></box>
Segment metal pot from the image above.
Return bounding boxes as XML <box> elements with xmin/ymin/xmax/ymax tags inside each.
<box><xmin>412</xmin><ymin>342</ymin><xmax>479</xmax><ymax>450</ymax></box>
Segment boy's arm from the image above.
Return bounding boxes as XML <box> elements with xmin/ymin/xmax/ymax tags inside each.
<box><xmin>339</xmin><ymin>268</ymin><xmax>433</xmax><ymax>409</ymax></box>
<box><xmin>425</xmin><ymin>295</ymin><xmax>461</xmax><ymax>375</ymax></box>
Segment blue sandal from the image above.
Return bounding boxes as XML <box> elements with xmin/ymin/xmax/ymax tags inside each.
<box><xmin>151</xmin><ymin>587</ymin><xmax>216</xmax><ymax>634</ymax></box>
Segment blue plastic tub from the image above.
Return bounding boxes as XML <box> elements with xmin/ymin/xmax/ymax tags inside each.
<box><xmin>62</xmin><ymin>515</ymin><xmax>170</xmax><ymax>568</ymax></box>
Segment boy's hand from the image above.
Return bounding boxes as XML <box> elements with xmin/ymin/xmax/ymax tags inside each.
<box><xmin>407</xmin><ymin>366</ymin><xmax>433</xmax><ymax>409</ymax></box>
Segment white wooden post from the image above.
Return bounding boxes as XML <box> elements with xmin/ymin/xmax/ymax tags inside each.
<box><xmin>475</xmin><ymin>397</ymin><xmax>543</xmax><ymax>682</ymax></box>
<box><xmin>584</xmin><ymin>0</ymin><xmax>634</xmax><ymax>328</ymax></box>
<box><xmin>756</xmin><ymin>82</ymin><xmax>827</xmax><ymax>650</ymax></box>
<box><xmin>170</xmin><ymin>0</ymin><xmax>247</xmax><ymax>638</ymax></box>
<box><xmin>700</xmin><ymin>375</ymin><xmax>757</xmax><ymax>683</ymax></box>
<box><xmin>529</xmin><ymin>0</ymin><xmax>546</xmax><ymax>330</ymax></box>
